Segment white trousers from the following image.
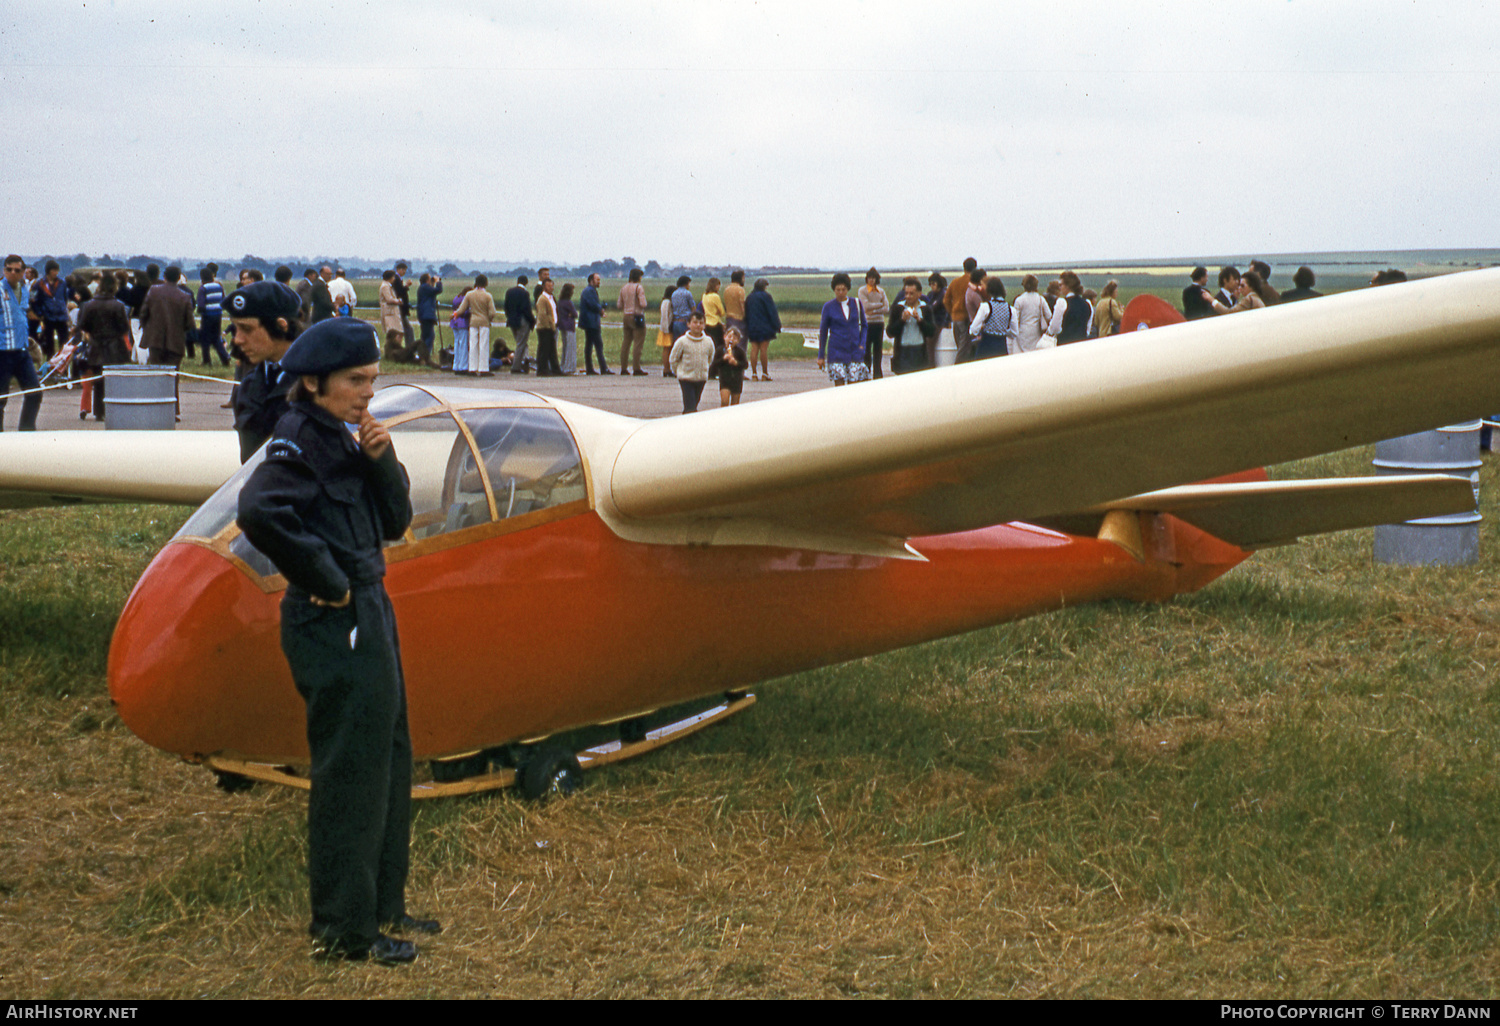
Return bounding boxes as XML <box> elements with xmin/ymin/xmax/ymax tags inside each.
<box><xmin>469</xmin><ymin>325</ymin><xmax>489</xmax><ymax>373</ymax></box>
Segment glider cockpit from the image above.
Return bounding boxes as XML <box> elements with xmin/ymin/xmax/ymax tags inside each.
<box><xmin>172</xmin><ymin>385</ymin><xmax>591</xmax><ymax>588</ymax></box>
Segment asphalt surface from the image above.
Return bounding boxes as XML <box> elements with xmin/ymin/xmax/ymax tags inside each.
<box><xmin>12</xmin><ymin>355</ymin><xmax>844</xmax><ymax>433</ymax></box>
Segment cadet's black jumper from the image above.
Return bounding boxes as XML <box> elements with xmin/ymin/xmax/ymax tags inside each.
<box><xmin>232</xmin><ymin>359</ymin><xmax>293</xmax><ymax>463</ymax></box>
<box><xmin>237</xmin><ymin>399</ymin><xmax>414</xmax><ymax>949</ymax></box>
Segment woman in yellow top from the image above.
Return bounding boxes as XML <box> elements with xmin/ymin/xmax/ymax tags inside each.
<box><xmin>1092</xmin><ymin>280</ymin><xmax>1123</xmax><ymax>338</ymax></box>
<box><xmin>702</xmin><ymin>277</ymin><xmax>726</xmax><ymax>357</ymax></box>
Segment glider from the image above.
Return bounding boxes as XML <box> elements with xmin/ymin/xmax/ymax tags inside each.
<box><xmin>1</xmin><ymin>268</ymin><xmax>1494</xmax><ymax>798</ymax></box>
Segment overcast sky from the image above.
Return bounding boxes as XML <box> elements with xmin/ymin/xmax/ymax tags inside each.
<box><xmin>3</xmin><ymin>0</ymin><xmax>1496</xmax><ymax>268</ymax></box>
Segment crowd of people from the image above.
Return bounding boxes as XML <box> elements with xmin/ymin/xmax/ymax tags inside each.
<box><xmin>1</xmin><ymin>251</ymin><xmax>1404</xmax><ymax>429</ymax></box>
<box><xmin>808</xmin><ymin>258</ymin><xmax>1342</xmax><ymax>392</ymax></box>
<box><xmin>0</xmin><ymin>254</ymin><xmax>789</xmax><ymax>427</ymax></box>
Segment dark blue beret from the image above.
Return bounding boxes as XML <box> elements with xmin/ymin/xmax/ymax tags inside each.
<box><xmin>224</xmin><ymin>281</ymin><xmax>301</xmax><ymax>321</ymax></box>
<box><xmin>280</xmin><ymin>317</ymin><xmax>380</xmax><ymax>375</ymax></box>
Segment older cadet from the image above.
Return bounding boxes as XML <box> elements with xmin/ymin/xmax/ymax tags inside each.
<box><xmin>236</xmin><ymin>318</ymin><xmax>437</xmax><ymax>964</ymax></box>
<box><xmin>227</xmin><ymin>281</ymin><xmax>302</xmax><ymax>463</ymax></box>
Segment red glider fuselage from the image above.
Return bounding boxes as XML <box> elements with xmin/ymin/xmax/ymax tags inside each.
<box><xmin>107</xmin><ymin>501</ymin><xmax>1251</xmax><ymax>765</ymax></box>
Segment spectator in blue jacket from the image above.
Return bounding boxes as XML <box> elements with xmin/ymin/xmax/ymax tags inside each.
<box><xmin>503</xmin><ymin>275</ymin><xmax>534</xmax><ymax>374</ymax></box>
<box><xmin>579</xmin><ymin>273</ymin><xmax>610</xmax><ymax>375</ymax></box>
<box><xmin>0</xmin><ymin>255</ymin><xmax>43</xmax><ymax>430</ymax></box>
<box><xmin>668</xmin><ymin>275</ymin><xmax>695</xmax><ymax>341</ymax></box>
<box><xmin>818</xmin><ymin>272</ymin><xmax>868</xmax><ymax>387</ymax></box>
<box><xmin>415</xmin><ymin>274</ymin><xmax>443</xmax><ymax>367</ymax></box>
<box><xmin>744</xmin><ymin>278</ymin><xmax>781</xmax><ymax>382</ymax></box>
<box><xmin>30</xmin><ymin>260</ymin><xmax>71</xmax><ymax>360</ymax></box>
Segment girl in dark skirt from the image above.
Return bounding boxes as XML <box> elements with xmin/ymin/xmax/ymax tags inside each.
<box><xmin>712</xmin><ymin>326</ymin><xmax>748</xmax><ymax>407</ymax></box>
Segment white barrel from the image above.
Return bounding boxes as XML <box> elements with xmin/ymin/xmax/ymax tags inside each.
<box><xmin>103</xmin><ymin>366</ymin><xmax>176</xmax><ymax>430</ymax></box>
<box><xmin>1372</xmin><ymin>422</ymin><xmax>1481</xmax><ymax>564</ymax></box>
<box><xmin>934</xmin><ymin>327</ymin><xmax>957</xmax><ymax>368</ymax></box>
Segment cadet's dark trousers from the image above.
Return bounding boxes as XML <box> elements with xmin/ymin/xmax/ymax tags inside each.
<box><xmin>281</xmin><ymin>583</ymin><xmax>411</xmax><ymax>947</ymax></box>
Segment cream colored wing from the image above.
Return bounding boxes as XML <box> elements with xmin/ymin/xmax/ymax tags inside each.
<box><xmin>0</xmin><ymin>431</ymin><xmax>242</xmax><ymax>509</ymax></box>
<box><xmin>1033</xmin><ymin>474</ymin><xmax>1478</xmax><ymax>551</ymax></box>
<box><xmin>596</xmin><ymin>268</ymin><xmax>1500</xmax><ymax>554</ymax></box>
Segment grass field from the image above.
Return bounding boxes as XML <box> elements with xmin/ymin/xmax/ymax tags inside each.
<box><xmin>1</xmin><ymin>443</ymin><xmax>1498</xmax><ymax>997</ymax></box>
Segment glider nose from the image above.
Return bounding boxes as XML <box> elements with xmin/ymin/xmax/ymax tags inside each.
<box><xmin>108</xmin><ymin>541</ymin><xmax>305</xmax><ymax>762</ymax></box>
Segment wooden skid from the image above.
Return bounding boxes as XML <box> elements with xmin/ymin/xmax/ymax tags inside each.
<box><xmin>202</xmin><ymin>692</ymin><xmax>757</xmax><ymax>800</ymax></box>
<box><xmin>574</xmin><ymin>692</ymin><xmax>756</xmax><ymax>772</ymax></box>
<box><xmin>202</xmin><ymin>756</ymin><xmax>311</xmax><ymax>791</ymax></box>
<box><xmin>411</xmin><ymin>766</ymin><xmax>517</xmax><ymax>799</ymax></box>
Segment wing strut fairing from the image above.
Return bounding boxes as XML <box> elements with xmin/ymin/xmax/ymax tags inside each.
<box><xmin>1041</xmin><ymin>474</ymin><xmax>1479</xmax><ymax>553</ymax></box>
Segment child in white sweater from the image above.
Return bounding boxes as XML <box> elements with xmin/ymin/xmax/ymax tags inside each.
<box><xmin>669</xmin><ymin>312</ymin><xmax>715</xmax><ymax>414</ymax></box>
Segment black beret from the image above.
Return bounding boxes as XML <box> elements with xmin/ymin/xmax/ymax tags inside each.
<box><xmin>225</xmin><ymin>281</ymin><xmax>301</xmax><ymax>321</ymax></box>
<box><xmin>280</xmin><ymin>317</ymin><xmax>380</xmax><ymax>375</ymax></box>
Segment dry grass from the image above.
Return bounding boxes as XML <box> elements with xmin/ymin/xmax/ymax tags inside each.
<box><xmin>4</xmin><ymin>713</ymin><xmax>1494</xmax><ymax>999</ymax></box>
<box><xmin>2</xmin><ymin>446</ymin><xmax>1500</xmax><ymax>998</ymax></box>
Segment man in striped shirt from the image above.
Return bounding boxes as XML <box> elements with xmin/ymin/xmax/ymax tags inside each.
<box><xmin>197</xmin><ymin>265</ymin><xmax>230</xmax><ymax>367</ymax></box>
<box><xmin>0</xmin><ymin>255</ymin><xmax>43</xmax><ymax>430</ymax></box>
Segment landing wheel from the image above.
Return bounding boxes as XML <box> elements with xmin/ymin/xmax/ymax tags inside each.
<box><xmin>518</xmin><ymin>744</ymin><xmax>582</xmax><ymax>802</ymax></box>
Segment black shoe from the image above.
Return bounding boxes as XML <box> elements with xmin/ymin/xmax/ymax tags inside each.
<box><xmin>385</xmin><ymin>913</ymin><xmax>443</xmax><ymax>935</ymax></box>
<box><xmin>601</xmin><ymin>368</ymin><xmax>614</xmax><ymax>375</ymax></box>
<box><xmin>586</xmin><ymin>369</ymin><xmax>598</xmax><ymax>375</ymax></box>
<box><xmin>316</xmin><ymin>933</ymin><xmax>417</xmax><ymax>965</ymax></box>
<box><xmin>633</xmin><ymin>369</ymin><xmax>647</xmax><ymax>376</ymax></box>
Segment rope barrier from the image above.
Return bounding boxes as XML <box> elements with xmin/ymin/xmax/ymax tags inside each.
<box><xmin>176</xmin><ymin>371</ymin><xmax>236</xmax><ymax>387</ymax></box>
<box><xmin>3</xmin><ymin>369</ymin><xmax>235</xmax><ymax>399</ymax></box>
<box><xmin>4</xmin><ymin>375</ymin><xmax>104</xmax><ymax>398</ymax></box>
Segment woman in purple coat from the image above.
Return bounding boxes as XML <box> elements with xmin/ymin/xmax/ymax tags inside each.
<box><xmin>817</xmin><ymin>272</ymin><xmax>869</xmax><ymax>386</ymax></box>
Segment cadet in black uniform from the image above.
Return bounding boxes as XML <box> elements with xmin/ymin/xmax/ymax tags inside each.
<box><xmin>236</xmin><ymin>318</ymin><xmax>438</xmax><ymax>964</ymax></box>
<box><xmin>226</xmin><ymin>281</ymin><xmax>301</xmax><ymax>463</ymax></box>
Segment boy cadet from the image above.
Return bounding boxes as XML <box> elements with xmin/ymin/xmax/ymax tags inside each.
<box><xmin>227</xmin><ymin>281</ymin><xmax>301</xmax><ymax>463</ymax></box>
<box><xmin>237</xmin><ymin>318</ymin><xmax>439</xmax><ymax>964</ymax></box>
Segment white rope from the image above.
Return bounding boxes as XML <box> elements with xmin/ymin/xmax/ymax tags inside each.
<box><xmin>175</xmin><ymin>371</ymin><xmax>236</xmax><ymax>387</ymax></box>
<box><xmin>3</xmin><ymin>369</ymin><xmax>235</xmax><ymax>399</ymax></box>
<box><xmin>4</xmin><ymin>375</ymin><xmax>103</xmax><ymax>398</ymax></box>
